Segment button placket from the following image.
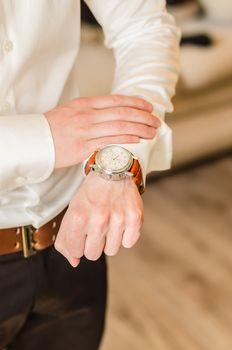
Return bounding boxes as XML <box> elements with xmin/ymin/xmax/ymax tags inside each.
<box><xmin>2</xmin><ymin>38</ymin><xmax>13</xmax><ymax>53</ymax></box>
<box><xmin>0</xmin><ymin>33</ymin><xmax>14</xmax><ymax>114</ymax></box>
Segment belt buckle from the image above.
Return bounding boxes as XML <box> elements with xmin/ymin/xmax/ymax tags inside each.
<box><xmin>21</xmin><ymin>225</ymin><xmax>37</xmax><ymax>258</ymax></box>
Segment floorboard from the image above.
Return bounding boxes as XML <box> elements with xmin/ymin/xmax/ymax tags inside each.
<box><xmin>101</xmin><ymin>155</ymin><xmax>232</xmax><ymax>350</ymax></box>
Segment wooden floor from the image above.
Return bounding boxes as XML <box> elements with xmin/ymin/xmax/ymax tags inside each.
<box><xmin>101</xmin><ymin>155</ymin><xmax>232</xmax><ymax>350</ymax></box>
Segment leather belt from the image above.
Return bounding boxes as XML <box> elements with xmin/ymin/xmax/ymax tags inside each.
<box><xmin>0</xmin><ymin>208</ymin><xmax>67</xmax><ymax>258</ymax></box>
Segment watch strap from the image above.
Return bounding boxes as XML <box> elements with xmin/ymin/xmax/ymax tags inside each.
<box><xmin>129</xmin><ymin>159</ymin><xmax>142</xmax><ymax>189</ymax></box>
<box><xmin>85</xmin><ymin>151</ymin><xmax>97</xmax><ymax>175</ymax></box>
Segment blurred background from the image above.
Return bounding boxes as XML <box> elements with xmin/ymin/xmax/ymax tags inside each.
<box><xmin>78</xmin><ymin>1</ymin><xmax>232</xmax><ymax>349</ymax></box>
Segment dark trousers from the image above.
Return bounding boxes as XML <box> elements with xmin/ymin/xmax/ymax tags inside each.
<box><xmin>0</xmin><ymin>246</ymin><xmax>107</xmax><ymax>350</ymax></box>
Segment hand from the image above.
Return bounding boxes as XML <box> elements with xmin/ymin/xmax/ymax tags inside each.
<box><xmin>44</xmin><ymin>95</ymin><xmax>160</xmax><ymax>168</ymax></box>
<box><xmin>54</xmin><ymin>171</ymin><xmax>144</xmax><ymax>267</ymax></box>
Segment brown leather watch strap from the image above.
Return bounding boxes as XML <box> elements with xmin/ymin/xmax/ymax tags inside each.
<box><xmin>131</xmin><ymin>159</ymin><xmax>142</xmax><ymax>189</ymax></box>
<box><xmin>85</xmin><ymin>151</ymin><xmax>97</xmax><ymax>175</ymax></box>
<box><xmin>0</xmin><ymin>208</ymin><xmax>67</xmax><ymax>257</ymax></box>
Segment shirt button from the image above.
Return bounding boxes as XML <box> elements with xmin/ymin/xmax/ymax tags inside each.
<box><xmin>15</xmin><ymin>176</ymin><xmax>26</xmax><ymax>185</ymax></box>
<box><xmin>35</xmin><ymin>205</ymin><xmax>42</xmax><ymax>212</ymax></box>
<box><xmin>3</xmin><ymin>39</ymin><xmax>14</xmax><ymax>53</ymax></box>
<box><xmin>1</xmin><ymin>101</ymin><xmax>11</xmax><ymax>113</ymax></box>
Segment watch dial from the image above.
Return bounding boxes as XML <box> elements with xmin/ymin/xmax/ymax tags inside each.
<box><xmin>97</xmin><ymin>146</ymin><xmax>132</xmax><ymax>173</ymax></box>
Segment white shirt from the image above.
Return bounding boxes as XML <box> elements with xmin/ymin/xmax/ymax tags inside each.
<box><xmin>0</xmin><ymin>0</ymin><xmax>180</xmax><ymax>229</ymax></box>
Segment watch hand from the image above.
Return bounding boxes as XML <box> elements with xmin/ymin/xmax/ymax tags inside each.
<box><xmin>113</xmin><ymin>155</ymin><xmax>119</xmax><ymax>160</ymax></box>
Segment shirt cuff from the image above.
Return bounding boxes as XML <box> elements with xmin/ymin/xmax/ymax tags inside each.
<box><xmin>0</xmin><ymin>114</ymin><xmax>55</xmax><ymax>192</ymax></box>
<box><xmin>112</xmin><ymin>117</ymin><xmax>173</xmax><ymax>187</ymax></box>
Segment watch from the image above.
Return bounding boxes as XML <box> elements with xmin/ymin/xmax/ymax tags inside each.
<box><xmin>85</xmin><ymin>145</ymin><xmax>144</xmax><ymax>193</ymax></box>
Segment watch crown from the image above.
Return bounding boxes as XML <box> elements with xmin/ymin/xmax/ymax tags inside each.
<box><xmin>125</xmin><ymin>171</ymin><xmax>134</xmax><ymax>177</ymax></box>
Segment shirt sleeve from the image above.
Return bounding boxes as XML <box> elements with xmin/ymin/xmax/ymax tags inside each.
<box><xmin>84</xmin><ymin>0</ymin><xmax>181</xmax><ymax>185</ymax></box>
<box><xmin>0</xmin><ymin>114</ymin><xmax>55</xmax><ymax>193</ymax></box>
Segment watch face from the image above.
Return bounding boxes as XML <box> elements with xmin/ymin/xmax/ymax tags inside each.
<box><xmin>96</xmin><ymin>146</ymin><xmax>133</xmax><ymax>174</ymax></box>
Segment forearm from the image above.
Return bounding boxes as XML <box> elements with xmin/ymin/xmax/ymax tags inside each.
<box><xmin>110</xmin><ymin>6</ymin><xmax>180</xmax><ymax>179</ymax></box>
<box><xmin>0</xmin><ymin>95</ymin><xmax>157</xmax><ymax>193</ymax></box>
<box><xmin>85</xmin><ymin>0</ymin><xmax>181</xmax><ymax>181</ymax></box>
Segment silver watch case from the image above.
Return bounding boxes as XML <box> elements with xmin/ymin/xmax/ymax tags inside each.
<box><xmin>89</xmin><ymin>146</ymin><xmax>138</xmax><ymax>181</ymax></box>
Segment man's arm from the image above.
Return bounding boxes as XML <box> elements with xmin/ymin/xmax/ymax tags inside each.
<box><xmin>84</xmin><ymin>0</ymin><xmax>181</xmax><ymax>183</ymax></box>
<box><xmin>54</xmin><ymin>0</ymin><xmax>181</xmax><ymax>266</ymax></box>
<box><xmin>0</xmin><ymin>96</ymin><xmax>158</xmax><ymax>193</ymax></box>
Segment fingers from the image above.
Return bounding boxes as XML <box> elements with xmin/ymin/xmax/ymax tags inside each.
<box><xmin>104</xmin><ymin>212</ymin><xmax>124</xmax><ymax>256</ymax></box>
<box><xmin>54</xmin><ymin>237</ymin><xmax>81</xmax><ymax>267</ymax></box>
<box><xmin>71</xmin><ymin>95</ymin><xmax>153</xmax><ymax>113</ymax></box>
<box><xmin>89</xmin><ymin>107</ymin><xmax>160</xmax><ymax>128</ymax></box>
<box><xmin>84</xmin><ymin>234</ymin><xmax>106</xmax><ymax>261</ymax></box>
<box><xmin>104</xmin><ymin>208</ymin><xmax>143</xmax><ymax>256</ymax></box>
<box><xmin>84</xmin><ymin>211</ymin><xmax>109</xmax><ymax>260</ymax></box>
<box><xmin>122</xmin><ymin>182</ymin><xmax>144</xmax><ymax>248</ymax></box>
<box><xmin>55</xmin><ymin>244</ymin><xmax>80</xmax><ymax>268</ymax></box>
<box><xmin>54</xmin><ymin>208</ymin><xmax>86</xmax><ymax>266</ymax></box>
<box><xmin>122</xmin><ymin>229</ymin><xmax>141</xmax><ymax>248</ymax></box>
<box><xmin>122</xmin><ymin>210</ymin><xmax>143</xmax><ymax>248</ymax></box>
<box><xmin>104</xmin><ymin>183</ymin><xmax>143</xmax><ymax>256</ymax></box>
<box><xmin>87</xmin><ymin>120</ymin><xmax>157</xmax><ymax>140</ymax></box>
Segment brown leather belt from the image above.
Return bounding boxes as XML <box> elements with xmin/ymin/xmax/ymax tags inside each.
<box><xmin>0</xmin><ymin>208</ymin><xmax>67</xmax><ymax>257</ymax></box>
